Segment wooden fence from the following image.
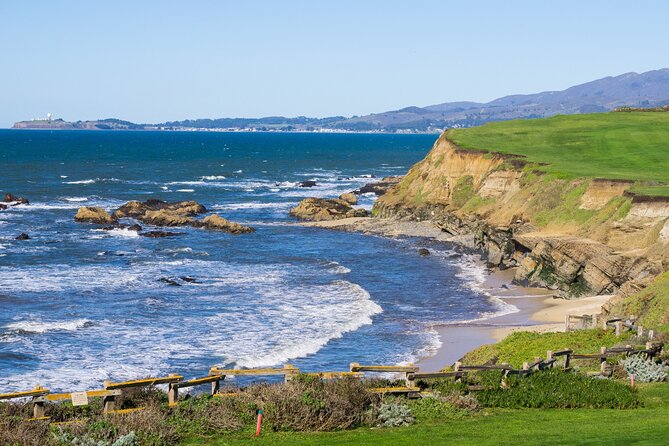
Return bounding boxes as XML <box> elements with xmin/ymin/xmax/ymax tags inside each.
<box><xmin>565</xmin><ymin>314</ymin><xmax>655</xmax><ymax>339</ymax></box>
<box><xmin>0</xmin><ymin>341</ymin><xmax>663</xmax><ymax>422</ymax></box>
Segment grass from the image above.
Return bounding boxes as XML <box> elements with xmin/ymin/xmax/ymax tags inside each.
<box><xmin>612</xmin><ymin>271</ymin><xmax>669</xmax><ymax>333</ymax></box>
<box><xmin>448</xmin><ymin>112</ymin><xmax>669</xmax><ymax>185</ymax></box>
<box><xmin>181</xmin><ymin>384</ymin><xmax>669</xmax><ymax>445</ymax></box>
<box><xmin>461</xmin><ymin>329</ymin><xmax>631</xmax><ymax>368</ymax></box>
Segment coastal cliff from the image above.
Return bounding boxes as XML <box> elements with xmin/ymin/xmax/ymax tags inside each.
<box><xmin>373</xmin><ymin>133</ymin><xmax>669</xmax><ymax>298</ymax></box>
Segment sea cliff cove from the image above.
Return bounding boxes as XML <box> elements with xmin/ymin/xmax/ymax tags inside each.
<box><xmin>3</xmin><ymin>3</ymin><xmax>669</xmax><ymax>445</ymax></box>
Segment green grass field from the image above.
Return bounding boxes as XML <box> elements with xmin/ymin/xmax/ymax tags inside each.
<box><xmin>448</xmin><ymin>113</ymin><xmax>669</xmax><ymax>188</ymax></box>
<box><xmin>183</xmin><ymin>384</ymin><xmax>669</xmax><ymax>446</ymax></box>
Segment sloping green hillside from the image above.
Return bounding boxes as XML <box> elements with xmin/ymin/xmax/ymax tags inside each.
<box><xmin>448</xmin><ymin>112</ymin><xmax>669</xmax><ymax>193</ymax></box>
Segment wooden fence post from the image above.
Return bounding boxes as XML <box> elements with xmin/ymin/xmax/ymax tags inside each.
<box><xmin>102</xmin><ymin>380</ymin><xmax>116</xmax><ymax>413</ymax></box>
<box><xmin>32</xmin><ymin>385</ymin><xmax>46</xmax><ymax>418</ymax></box>
<box><xmin>565</xmin><ymin>314</ymin><xmax>570</xmax><ymax>332</ymax></box>
<box><xmin>564</xmin><ymin>348</ymin><xmax>571</xmax><ymax>369</ymax></box>
<box><xmin>168</xmin><ymin>374</ymin><xmax>180</xmax><ymax>406</ymax></box>
<box><xmin>615</xmin><ymin>321</ymin><xmax>623</xmax><ymax>336</ymax></box>
<box><xmin>591</xmin><ymin>314</ymin><xmax>598</xmax><ymax>329</ymax></box>
<box><xmin>599</xmin><ymin>347</ymin><xmax>607</xmax><ymax>375</ymax></box>
<box><xmin>637</xmin><ymin>326</ymin><xmax>644</xmax><ymax>338</ymax></box>
<box><xmin>453</xmin><ymin>361</ymin><xmax>461</xmax><ymax>372</ymax></box>
<box><xmin>648</xmin><ymin>330</ymin><xmax>655</xmax><ymax>340</ymax></box>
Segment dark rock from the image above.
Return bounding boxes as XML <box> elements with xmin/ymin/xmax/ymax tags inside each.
<box><xmin>15</xmin><ymin>233</ymin><xmax>30</xmax><ymax>240</ymax></box>
<box><xmin>298</xmin><ymin>180</ymin><xmax>317</xmax><ymax>188</ymax></box>
<box><xmin>418</xmin><ymin>248</ymin><xmax>430</xmax><ymax>256</ymax></box>
<box><xmin>354</xmin><ymin>176</ymin><xmax>403</xmax><ymax>196</ymax></box>
<box><xmin>159</xmin><ymin>277</ymin><xmax>181</xmax><ymax>286</ymax></box>
<box><xmin>180</xmin><ymin>276</ymin><xmax>199</xmax><ymax>283</ymax></box>
<box><xmin>3</xmin><ymin>193</ymin><xmax>29</xmax><ymax>205</ymax></box>
<box><xmin>141</xmin><ymin>230</ymin><xmax>184</xmax><ymax>238</ymax></box>
<box><xmin>128</xmin><ymin>224</ymin><xmax>142</xmax><ymax>232</ymax></box>
<box><xmin>0</xmin><ymin>204</ymin><xmax>7</xmax><ymax>210</ymax></box>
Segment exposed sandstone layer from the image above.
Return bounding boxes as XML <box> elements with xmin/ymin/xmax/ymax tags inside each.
<box><xmin>201</xmin><ymin>214</ymin><xmax>255</xmax><ymax>234</ymax></box>
<box><xmin>374</xmin><ymin>133</ymin><xmax>669</xmax><ymax>298</ymax></box>
<box><xmin>75</xmin><ymin>199</ymin><xmax>254</xmax><ymax>233</ymax></box>
<box><xmin>74</xmin><ymin>206</ymin><xmax>117</xmax><ymax>224</ymax></box>
<box><xmin>290</xmin><ymin>198</ymin><xmax>368</xmax><ymax>221</ymax></box>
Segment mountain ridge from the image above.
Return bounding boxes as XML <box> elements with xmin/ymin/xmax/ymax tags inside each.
<box><xmin>12</xmin><ymin>68</ymin><xmax>669</xmax><ymax>132</ymax></box>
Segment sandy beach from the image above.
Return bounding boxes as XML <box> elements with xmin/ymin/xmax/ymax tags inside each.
<box><xmin>303</xmin><ymin>217</ymin><xmax>613</xmax><ymax>372</ymax></box>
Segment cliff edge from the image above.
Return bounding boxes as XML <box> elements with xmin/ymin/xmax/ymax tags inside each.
<box><xmin>374</xmin><ymin>132</ymin><xmax>669</xmax><ymax>299</ymax></box>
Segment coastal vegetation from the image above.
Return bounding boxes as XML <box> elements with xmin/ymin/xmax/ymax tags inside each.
<box><xmin>448</xmin><ymin>112</ymin><xmax>669</xmax><ymax>195</ymax></box>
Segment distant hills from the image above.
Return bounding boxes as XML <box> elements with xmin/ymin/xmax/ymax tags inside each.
<box><xmin>13</xmin><ymin>69</ymin><xmax>669</xmax><ymax>132</ymax></box>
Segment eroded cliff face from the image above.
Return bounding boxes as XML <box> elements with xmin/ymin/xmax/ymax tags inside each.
<box><xmin>374</xmin><ymin>133</ymin><xmax>669</xmax><ymax>298</ymax></box>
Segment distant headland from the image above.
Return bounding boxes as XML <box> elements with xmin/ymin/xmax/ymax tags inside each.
<box><xmin>12</xmin><ymin>68</ymin><xmax>669</xmax><ymax>133</ymax></box>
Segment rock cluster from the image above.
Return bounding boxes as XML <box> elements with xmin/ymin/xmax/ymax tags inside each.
<box><xmin>289</xmin><ymin>198</ymin><xmax>368</xmax><ymax>221</ymax></box>
<box><xmin>74</xmin><ymin>199</ymin><xmax>254</xmax><ymax>234</ymax></box>
<box><xmin>354</xmin><ymin>176</ymin><xmax>403</xmax><ymax>196</ymax></box>
<box><xmin>1</xmin><ymin>193</ymin><xmax>30</xmax><ymax>210</ymax></box>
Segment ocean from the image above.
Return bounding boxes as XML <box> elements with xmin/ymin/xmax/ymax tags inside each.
<box><xmin>0</xmin><ymin>130</ymin><xmax>514</xmax><ymax>392</ymax></box>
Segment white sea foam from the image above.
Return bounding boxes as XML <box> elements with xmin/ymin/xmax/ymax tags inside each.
<box><xmin>63</xmin><ymin>179</ymin><xmax>96</xmax><ymax>185</ymax></box>
<box><xmin>60</xmin><ymin>175</ymin><xmax>68</xmax><ymax>178</ymax></box>
<box><xmin>91</xmin><ymin>228</ymin><xmax>140</xmax><ymax>238</ymax></box>
<box><xmin>211</xmin><ymin>202</ymin><xmax>292</xmax><ymax>211</ymax></box>
<box><xmin>5</xmin><ymin>318</ymin><xmax>93</xmax><ymax>334</ymax></box>
<box><xmin>64</xmin><ymin>197</ymin><xmax>89</xmax><ymax>202</ymax></box>
<box><xmin>176</xmin><ymin>189</ymin><xmax>195</xmax><ymax>193</ymax></box>
<box><xmin>201</xmin><ymin>175</ymin><xmax>226</xmax><ymax>180</ymax></box>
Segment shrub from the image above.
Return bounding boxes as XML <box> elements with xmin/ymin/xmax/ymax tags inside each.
<box><xmin>620</xmin><ymin>354</ymin><xmax>669</xmax><ymax>382</ymax></box>
<box><xmin>238</xmin><ymin>375</ymin><xmax>375</xmax><ymax>431</ymax></box>
<box><xmin>476</xmin><ymin>369</ymin><xmax>638</xmax><ymax>409</ymax></box>
<box><xmin>376</xmin><ymin>403</ymin><xmax>414</xmax><ymax>427</ymax></box>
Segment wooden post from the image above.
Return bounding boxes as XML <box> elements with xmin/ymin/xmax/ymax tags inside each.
<box><xmin>591</xmin><ymin>314</ymin><xmax>598</xmax><ymax>329</ymax></box>
<box><xmin>599</xmin><ymin>346</ymin><xmax>607</xmax><ymax>375</ymax></box>
<box><xmin>615</xmin><ymin>321</ymin><xmax>623</xmax><ymax>336</ymax></box>
<box><xmin>546</xmin><ymin>350</ymin><xmax>554</xmax><ymax>368</ymax></box>
<box><xmin>565</xmin><ymin>314</ymin><xmax>571</xmax><ymax>332</ymax></box>
<box><xmin>453</xmin><ymin>361</ymin><xmax>461</xmax><ymax>372</ymax></box>
<box><xmin>522</xmin><ymin>362</ymin><xmax>529</xmax><ymax>371</ymax></box>
<box><xmin>168</xmin><ymin>374</ymin><xmax>180</xmax><ymax>406</ymax></box>
<box><xmin>564</xmin><ymin>348</ymin><xmax>571</xmax><ymax>369</ymax></box>
<box><xmin>648</xmin><ymin>330</ymin><xmax>655</xmax><ymax>340</ymax></box>
<box><xmin>211</xmin><ymin>380</ymin><xmax>219</xmax><ymax>395</ymax></box>
<box><xmin>637</xmin><ymin>326</ymin><xmax>644</xmax><ymax>338</ymax></box>
<box><xmin>32</xmin><ymin>386</ymin><xmax>46</xmax><ymax>418</ymax></box>
<box><xmin>103</xmin><ymin>380</ymin><xmax>116</xmax><ymax>413</ymax></box>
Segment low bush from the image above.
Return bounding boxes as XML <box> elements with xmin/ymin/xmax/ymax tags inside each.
<box><xmin>620</xmin><ymin>354</ymin><xmax>669</xmax><ymax>382</ymax></box>
<box><xmin>476</xmin><ymin>369</ymin><xmax>638</xmax><ymax>409</ymax></box>
<box><xmin>376</xmin><ymin>402</ymin><xmax>414</xmax><ymax>427</ymax></box>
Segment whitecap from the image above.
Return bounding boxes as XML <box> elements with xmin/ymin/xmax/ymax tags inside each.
<box><xmin>63</xmin><ymin>179</ymin><xmax>96</xmax><ymax>185</ymax></box>
<box><xmin>64</xmin><ymin>197</ymin><xmax>89</xmax><ymax>202</ymax></box>
<box><xmin>201</xmin><ymin>175</ymin><xmax>226</xmax><ymax>180</ymax></box>
<box><xmin>176</xmin><ymin>189</ymin><xmax>195</xmax><ymax>193</ymax></box>
<box><xmin>5</xmin><ymin>318</ymin><xmax>93</xmax><ymax>334</ymax></box>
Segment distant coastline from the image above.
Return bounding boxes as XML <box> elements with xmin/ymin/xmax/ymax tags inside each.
<box><xmin>11</xmin><ymin>68</ymin><xmax>669</xmax><ymax>133</ymax></box>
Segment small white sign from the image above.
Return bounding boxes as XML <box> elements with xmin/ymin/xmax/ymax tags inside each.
<box><xmin>71</xmin><ymin>391</ymin><xmax>89</xmax><ymax>407</ymax></box>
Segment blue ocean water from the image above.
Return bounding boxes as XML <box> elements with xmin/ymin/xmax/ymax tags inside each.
<box><xmin>0</xmin><ymin>130</ymin><xmax>512</xmax><ymax>392</ymax></box>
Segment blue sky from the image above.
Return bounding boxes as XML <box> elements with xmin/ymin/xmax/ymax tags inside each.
<box><xmin>0</xmin><ymin>0</ymin><xmax>667</xmax><ymax>127</ymax></box>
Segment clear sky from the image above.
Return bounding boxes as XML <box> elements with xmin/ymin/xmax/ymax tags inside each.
<box><xmin>1</xmin><ymin>0</ymin><xmax>667</xmax><ymax>127</ymax></box>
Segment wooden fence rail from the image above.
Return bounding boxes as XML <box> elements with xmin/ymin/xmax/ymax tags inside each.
<box><xmin>0</xmin><ymin>342</ymin><xmax>663</xmax><ymax>422</ymax></box>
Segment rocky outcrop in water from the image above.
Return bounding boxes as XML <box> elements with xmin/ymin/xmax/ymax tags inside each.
<box><xmin>290</xmin><ymin>198</ymin><xmax>368</xmax><ymax>221</ymax></box>
<box><xmin>354</xmin><ymin>176</ymin><xmax>403</xmax><ymax>196</ymax></box>
<box><xmin>200</xmin><ymin>214</ymin><xmax>255</xmax><ymax>234</ymax></box>
<box><xmin>15</xmin><ymin>233</ymin><xmax>30</xmax><ymax>240</ymax></box>
<box><xmin>2</xmin><ymin>193</ymin><xmax>29</xmax><ymax>206</ymax></box>
<box><xmin>75</xmin><ymin>199</ymin><xmax>254</xmax><ymax>233</ymax></box>
<box><xmin>74</xmin><ymin>206</ymin><xmax>117</xmax><ymax>224</ymax></box>
<box><xmin>338</xmin><ymin>192</ymin><xmax>358</xmax><ymax>205</ymax></box>
<box><xmin>113</xmin><ymin>199</ymin><xmax>206</xmax><ymax>219</ymax></box>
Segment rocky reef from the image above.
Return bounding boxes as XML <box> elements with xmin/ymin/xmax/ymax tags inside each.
<box><xmin>289</xmin><ymin>198</ymin><xmax>368</xmax><ymax>221</ymax></box>
<box><xmin>75</xmin><ymin>199</ymin><xmax>254</xmax><ymax>234</ymax></box>
<box><xmin>374</xmin><ymin>133</ymin><xmax>669</xmax><ymax>298</ymax></box>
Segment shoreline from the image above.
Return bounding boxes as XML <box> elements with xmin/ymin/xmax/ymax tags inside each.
<box><xmin>302</xmin><ymin>217</ymin><xmax>612</xmax><ymax>371</ymax></box>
